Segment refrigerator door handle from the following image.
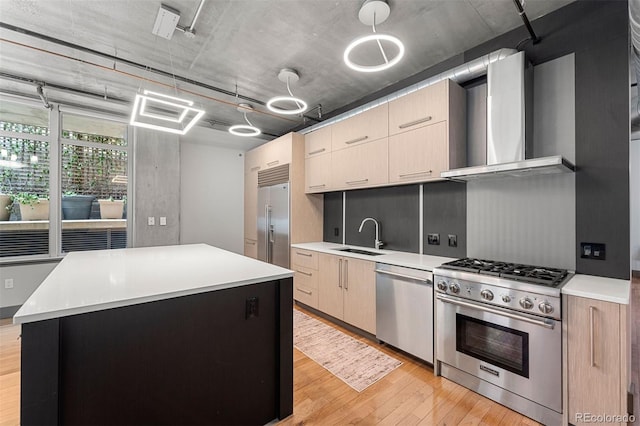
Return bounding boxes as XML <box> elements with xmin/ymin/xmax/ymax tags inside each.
<box><xmin>264</xmin><ymin>204</ymin><xmax>272</xmax><ymax>263</ymax></box>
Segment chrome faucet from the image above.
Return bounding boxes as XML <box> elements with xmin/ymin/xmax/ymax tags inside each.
<box><xmin>358</xmin><ymin>217</ymin><xmax>384</xmax><ymax>250</ymax></box>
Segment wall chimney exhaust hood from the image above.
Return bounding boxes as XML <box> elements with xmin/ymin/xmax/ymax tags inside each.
<box><xmin>441</xmin><ymin>52</ymin><xmax>575</xmax><ymax>181</ymax></box>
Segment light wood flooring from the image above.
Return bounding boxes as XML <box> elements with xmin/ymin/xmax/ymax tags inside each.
<box><xmin>3</xmin><ymin>287</ymin><xmax>638</xmax><ymax>426</ymax></box>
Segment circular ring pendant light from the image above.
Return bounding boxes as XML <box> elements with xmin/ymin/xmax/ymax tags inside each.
<box><xmin>266</xmin><ymin>69</ymin><xmax>308</xmax><ymax>115</ymax></box>
<box><xmin>343</xmin><ymin>0</ymin><xmax>405</xmax><ymax>73</ymax></box>
<box><xmin>229</xmin><ymin>104</ymin><xmax>261</xmax><ymax>137</ymax></box>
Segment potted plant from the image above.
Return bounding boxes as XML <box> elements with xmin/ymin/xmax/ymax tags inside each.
<box><xmin>98</xmin><ymin>196</ymin><xmax>125</xmax><ymax>219</ymax></box>
<box><xmin>13</xmin><ymin>192</ymin><xmax>49</xmax><ymax>221</ymax></box>
<box><xmin>0</xmin><ymin>169</ymin><xmax>14</xmax><ymax>221</ymax></box>
<box><xmin>61</xmin><ymin>191</ymin><xmax>95</xmax><ymax>220</ymax></box>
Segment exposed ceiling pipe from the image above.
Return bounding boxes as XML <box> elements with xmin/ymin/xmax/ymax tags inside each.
<box><xmin>175</xmin><ymin>0</ymin><xmax>206</xmax><ymax>38</ymax></box>
<box><xmin>512</xmin><ymin>0</ymin><xmax>540</xmax><ymax>44</ymax></box>
<box><xmin>300</xmin><ymin>48</ymin><xmax>518</xmax><ymax>134</ymax></box>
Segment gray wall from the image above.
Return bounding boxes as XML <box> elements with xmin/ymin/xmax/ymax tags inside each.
<box><xmin>179</xmin><ymin>130</ymin><xmax>245</xmax><ymax>254</ymax></box>
<box><xmin>0</xmin><ymin>261</ymin><xmax>58</xmax><ymax>314</ymax></box>
<box><xmin>133</xmin><ymin>129</ymin><xmax>181</xmax><ymax>248</ymax></box>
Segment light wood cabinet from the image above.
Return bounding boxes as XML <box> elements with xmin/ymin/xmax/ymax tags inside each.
<box><xmin>304</xmin><ymin>125</ymin><xmax>331</xmax><ymax>158</ymax></box>
<box><xmin>331</xmin><ymin>138</ymin><xmax>388</xmax><ymax>190</ymax></box>
<box><xmin>331</xmin><ymin>103</ymin><xmax>388</xmax><ymax>151</ymax></box>
<box><xmin>243</xmin><ymin>149</ymin><xmax>259</xmax><ymax>258</ymax></box>
<box><xmin>305</xmin><ymin>153</ymin><xmax>332</xmax><ymax>193</ymax></box>
<box><xmin>291</xmin><ymin>248</ymin><xmax>319</xmax><ymax>309</ymax></box>
<box><xmin>244</xmin><ymin>132</ymin><xmax>323</xmax><ymax>262</ymax></box>
<box><xmin>388</xmin><ymin>80</ymin><xmax>448</xmax><ymax>135</ymax></box>
<box><xmin>317</xmin><ymin>252</ymin><xmax>376</xmax><ymax>334</ymax></box>
<box><xmin>567</xmin><ymin>295</ymin><xmax>630</xmax><ymax>425</ymax></box>
<box><xmin>388</xmin><ymin>121</ymin><xmax>448</xmax><ymax>184</ymax></box>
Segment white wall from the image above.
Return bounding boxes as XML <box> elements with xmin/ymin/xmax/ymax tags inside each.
<box><xmin>179</xmin><ymin>128</ymin><xmax>245</xmax><ymax>254</ymax></box>
<box><xmin>631</xmin><ymin>139</ymin><xmax>640</xmax><ymax>271</ymax></box>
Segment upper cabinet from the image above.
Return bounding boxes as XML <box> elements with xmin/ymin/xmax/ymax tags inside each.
<box><xmin>388</xmin><ymin>80</ymin><xmax>448</xmax><ymax>135</ymax></box>
<box><xmin>304</xmin><ymin>79</ymin><xmax>466</xmax><ymax>192</ymax></box>
<box><xmin>331</xmin><ymin>104</ymin><xmax>388</xmax><ymax>151</ymax></box>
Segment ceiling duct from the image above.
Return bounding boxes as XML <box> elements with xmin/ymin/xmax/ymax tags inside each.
<box><xmin>300</xmin><ymin>48</ymin><xmax>517</xmax><ymax>134</ymax></box>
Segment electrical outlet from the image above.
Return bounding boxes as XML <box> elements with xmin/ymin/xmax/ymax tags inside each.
<box><xmin>159</xmin><ymin>216</ymin><xmax>167</xmax><ymax>226</ymax></box>
<box><xmin>427</xmin><ymin>233</ymin><xmax>440</xmax><ymax>245</ymax></box>
<box><xmin>148</xmin><ymin>216</ymin><xmax>155</xmax><ymax>226</ymax></box>
<box><xmin>580</xmin><ymin>242</ymin><xmax>606</xmax><ymax>260</ymax></box>
<box><xmin>4</xmin><ymin>278</ymin><xmax>14</xmax><ymax>289</ymax></box>
<box><xmin>334</xmin><ymin>227</ymin><xmax>340</xmax><ymax>237</ymax></box>
<box><xmin>448</xmin><ymin>234</ymin><xmax>457</xmax><ymax>247</ymax></box>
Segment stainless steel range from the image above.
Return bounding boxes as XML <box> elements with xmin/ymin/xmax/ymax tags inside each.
<box><xmin>433</xmin><ymin>258</ymin><xmax>573</xmax><ymax>426</ymax></box>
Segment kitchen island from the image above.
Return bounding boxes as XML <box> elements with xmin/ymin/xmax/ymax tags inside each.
<box><xmin>14</xmin><ymin>244</ymin><xmax>294</xmax><ymax>426</ymax></box>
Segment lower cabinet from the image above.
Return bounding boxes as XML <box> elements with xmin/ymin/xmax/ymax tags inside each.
<box><xmin>567</xmin><ymin>295</ymin><xmax>630</xmax><ymax>425</ymax></box>
<box><xmin>291</xmin><ymin>249</ymin><xmax>319</xmax><ymax>309</ymax></box>
<box><xmin>317</xmin><ymin>253</ymin><xmax>376</xmax><ymax>334</ymax></box>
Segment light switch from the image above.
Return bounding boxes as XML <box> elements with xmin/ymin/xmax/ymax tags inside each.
<box><xmin>148</xmin><ymin>216</ymin><xmax>155</xmax><ymax>226</ymax></box>
<box><xmin>4</xmin><ymin>279</ymin><xmax>14</xmax><ymax>289</ymax></box>
<box><xmin>160</xmin><ymin>216</ymin><xmax>167</xmax><ymax>226</ymax></box>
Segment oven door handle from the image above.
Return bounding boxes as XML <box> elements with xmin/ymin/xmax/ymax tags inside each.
<box><xmin>436</xmin><ymin>293</ymin><xmax>556</xmax><ymax>329</ymax></box>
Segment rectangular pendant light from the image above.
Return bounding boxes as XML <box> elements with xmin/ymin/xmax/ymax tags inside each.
<box><xmin>130</xmin><ymin>90</ymin><xmax>205</xmax><ymax>135</ymax></box>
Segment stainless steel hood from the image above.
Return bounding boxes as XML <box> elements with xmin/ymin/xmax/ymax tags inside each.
<box><xmin>441</xmin><ymin>51</ymin><xmax>575</xmax><ymax>181</ymax></box>
<box><xmin>440</xmin><ymin>155</ymin><xmax>574</xmax><ymax>181</ymax></box>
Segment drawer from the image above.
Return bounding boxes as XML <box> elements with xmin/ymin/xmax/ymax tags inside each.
<box><xmin>294</xmin><ymin>282</ymin><xmax>319</xmax><ymax>309</ymax></box>
<box><xmin>293</xmin><ymin>265</ymin><xmax>319</xmax><ymax>289</ymax></box>
<box><xmin>291</xmin><ymin>248</ymin><xmax>319</xmax><ymax>269</ymax></box>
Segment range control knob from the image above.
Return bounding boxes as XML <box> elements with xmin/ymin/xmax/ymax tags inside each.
<box><xmin>480</xmin><ymin>289</ymin><xmax>494</xmax><ymax>301</ymax></box>
<box><xmin>501</xmin><ymin>295</ymin><xmax>511</xmax><ymax>303</ymax></box>
<box><xmin>437</xmin><ymin>280</ymin><xmax>448</xmax><ymax>291</ymax></box>
<box><xmin>449</xmin><ymin>283</ymin><xmax>460</xmax><ymax>294</ymax></box>
<box><xmin>519</xmin><ymin>297</ymin><xmax>534</xmax><ymax>310</ymax></box>
<box><xmin>539</xmin><ymin>302</ymin><xmax>554</xmax><ymax>314</ymax></box>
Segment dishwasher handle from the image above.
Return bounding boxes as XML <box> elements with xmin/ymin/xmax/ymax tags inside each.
<box><xmin>375</xmin><ymin>269</ymin><xmax>432</xmax><ymax>284</ymax></box>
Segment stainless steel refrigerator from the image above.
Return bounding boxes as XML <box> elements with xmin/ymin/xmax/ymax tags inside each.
<box><xmin>257</xmin><ymin>182</ymin><xmax>290</xmax><ymax>268</ymax></box>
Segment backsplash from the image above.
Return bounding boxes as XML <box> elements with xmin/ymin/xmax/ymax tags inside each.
<box><xmin>322</xmin><ymin>191</ymin><xmax>343</xmax><ymax>244</ymax></box>
<box><xmin>423</xmin><ymin>181</ymin><xmax>467</xmax><ymax>258</ymax></box>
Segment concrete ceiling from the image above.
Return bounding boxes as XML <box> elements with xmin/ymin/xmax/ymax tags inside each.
<box><xmin>0</xmin><ymin>0</ymin><xmax>574</xmax><ymax>144</ymax></box>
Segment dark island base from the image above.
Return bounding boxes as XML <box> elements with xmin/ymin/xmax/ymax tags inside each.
<box><xmin>21</xmin><ymin>278</ymin><xmax>293</xmax><ymax>425</ymax></box>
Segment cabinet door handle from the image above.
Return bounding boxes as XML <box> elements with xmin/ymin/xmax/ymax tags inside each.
<box><xmin>398</xmin><ymin>116</ymin><xmax>432</xmax><ymax>129</ymax></box>
<box><xmin>399</xmin><ymin>170</ymin><xmax>432</xmax><ymax>178</ymax></box>
<box><xmin>308</xmin><ymin>148</ymin><xmax>326</xmax><ymax>155</ymax></box>
<box><xmin>245</xmin><ymin>240</ymin><xmax>256</xmax><ymax>245</ymax></box>
<box><xmin>338</xmin><ymin>259</ymin><xmax>343</xmax><ymax>288</ymax></box>
<box><xmin>250</xmin><ymin>166</ymin><xmax>260</xmax><ymax>172</ymax></box>
<box><xmin>296</xmin><ymin>251</ymin><xmax>312</xmax><ymax>257</ymax></box>
<box><xmin>267</xmin><ymin>160</ymin><xmax>279</xmax><ymax>167</ymax></box>
<box><xmin>344</xmin><ymin>135</ymin><xmax>368</xmax><ymax>145</ymax></box>
<box><xmin>346</xmin><ymin>178</ymin><xmax>369</xmax><ymax>185</ymax></box>
<box><xmin>309</xmin><ymin>184</ymin><xmax>326</xmax><ymax>189</ymax></box>
<box><xmin>296</xmin><ymin>287</ymin><xmax>312</xmax><ymax>295</ymax></box>
<box><xmin>344</xmin><ymin>259</ymin><xmax>348</xmax><ymax>290</ymax></box>
<box><xmin>296</xmin><ymin>270</ymin><xmax>313</xmax><ymax>277</ymax></box>
<box><xmin>589</xmin><ymin>305</ymin><xmax>596</xmax><ymax>367</ymax></box>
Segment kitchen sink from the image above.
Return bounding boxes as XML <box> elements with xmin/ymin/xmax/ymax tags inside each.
<box><xmin>334</xmin><ymin>247</ymin><xmax>384</xmax><ymax>256</ymax></box>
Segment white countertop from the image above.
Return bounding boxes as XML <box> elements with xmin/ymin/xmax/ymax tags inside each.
<box><xmin>561</xmin><ymin>274</ymin><xmax>631</xmax><ymax>304</ymax></box>
<box><xmin>14</xmin><ymin>244</ymin><xmax>293</xmax><ymax>324</ymax></box>
<box><xmin>291</xmin><ymin>242</ymin><xmax>456</xmax><ymax>271</ymax></box>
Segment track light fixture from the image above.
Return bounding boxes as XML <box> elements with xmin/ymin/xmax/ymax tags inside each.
<box><xmin>343</xmin><ymin>0</ymin><xmax>405</xmax><ymax>73</ymax></box>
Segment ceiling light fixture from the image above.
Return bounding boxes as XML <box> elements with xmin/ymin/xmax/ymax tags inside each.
<box><xmin>130</xmin><ymin>90</ymin><xmax>205</xmax><ymax>135</ymax></box>
<box><xmin>266</xmin><ymin>69</ymin><xmax>308</xmax><ymax>115</ymax></box>
<box><xmin>343</xmin><ymin>0</ymin><xmax>405</xmax><ymax>73</ymax></box>
<box><xmin>229</xmin><ymin>104</ymin><xmax>261</xmax><ymax>137</ymax></box>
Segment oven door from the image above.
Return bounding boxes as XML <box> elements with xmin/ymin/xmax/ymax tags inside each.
<box><xmin>435</xmin><ymin>292</ymin><xmax>562</xmax><ymax>413</ymax></box>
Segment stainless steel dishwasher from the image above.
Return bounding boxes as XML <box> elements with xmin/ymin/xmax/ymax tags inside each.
<box><xmin>375</xmin><ymin>263</ymin><xmax>433</xmax><ymax>363</ymax></box>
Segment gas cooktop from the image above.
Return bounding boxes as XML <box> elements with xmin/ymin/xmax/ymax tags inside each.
<box><xmin>438</xmin><ymin>257</ymin><xmax>569</xmax><ymax>288</ymax></box>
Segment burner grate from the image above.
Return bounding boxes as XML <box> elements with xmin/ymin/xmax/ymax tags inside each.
<box><xmin>441</xmin><ymin>258</ymin><xmax>568</xmax><ymax>287</ymax></box>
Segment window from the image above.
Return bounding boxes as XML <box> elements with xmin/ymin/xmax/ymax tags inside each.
<box><xmin>0</xmin><ymin>98</ymin><xmax>131</xmax><ymax>260</ymax></box>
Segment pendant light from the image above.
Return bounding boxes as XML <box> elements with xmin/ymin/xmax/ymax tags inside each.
<box><xmin>266</xmin><ymin>69</ymin><xmax>308</xmax><ymax>115</ymax></box>
<box><xmin>130</xmin><ymin>90</ymin><xmax>205</xmax><ymax>135</ymax></box>
<box><xmin>229</xmin><ymin>104</ymin><xmax>261</xmax><ymax>137</ymax></box>
<box><xmin>344</xmin><ymin>0</ymin><xmax>405</xmax><ymax>73</ymax></box>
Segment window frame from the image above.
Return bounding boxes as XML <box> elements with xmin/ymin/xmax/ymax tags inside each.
<box><xmin>0</xmin><ymin>95</ymin><xmax>134</xmax><ymax>264</ymax></box>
